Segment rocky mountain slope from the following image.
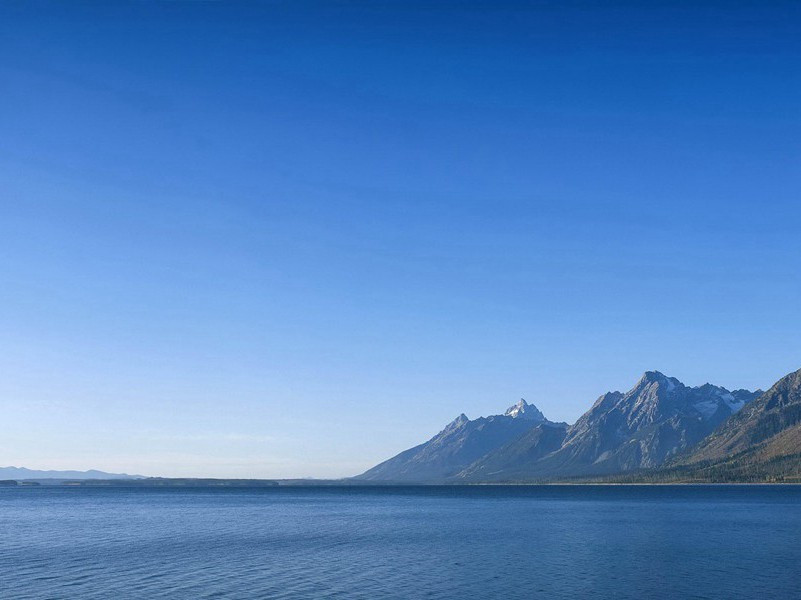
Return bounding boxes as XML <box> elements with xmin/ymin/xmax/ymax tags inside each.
<box><xmin>665</xmin><ymin>368</ymin><xmax>801</xmax><ymax>481</ymax></box>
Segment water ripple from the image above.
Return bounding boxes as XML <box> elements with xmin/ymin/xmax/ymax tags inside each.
<box><xmin>1</xmin><ymin>485</ymin><xmax>800</xmax><ymax>599</ymax></box>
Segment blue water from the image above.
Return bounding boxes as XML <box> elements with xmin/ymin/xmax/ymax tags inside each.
<box><xmin>1</xmin><ymin>485</ymin><xmax>800</xmax><ymax>599</ymax></box>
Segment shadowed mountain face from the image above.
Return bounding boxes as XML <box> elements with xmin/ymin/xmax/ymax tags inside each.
<box><xmin>355</xmin><ymin>400</ymin><xmax>553</xmax><ymax>482</ymax></box>
<box><xmin>455</xmin><ymin>422</ymin><xmax>568</xmax><ymax>480</ymax></box>
<box><xmin>671</xmin><ymin>368</ymin><xmax>801</xmax><ymax>479</ymax></box>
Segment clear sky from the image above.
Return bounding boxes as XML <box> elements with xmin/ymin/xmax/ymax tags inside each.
<box><xmin>1</xmin><ymin>1</ymin><xmax>799</xmax><ymax>478</ymax></box>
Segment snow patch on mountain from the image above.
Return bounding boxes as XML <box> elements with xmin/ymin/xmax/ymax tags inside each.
<box><xmin>693</xmin><ymin>399</ymin><xmax>720</xmax><ymax>419</ymax></box>
<box><xmin>719</xmin><ymin>390</ymin><xmax>746</xmax><ymax>413</ymax></box>
<box><xmin>504</xmin><ymin>399</ymin><xmax>546</xmax><ymax>422</ymax></box>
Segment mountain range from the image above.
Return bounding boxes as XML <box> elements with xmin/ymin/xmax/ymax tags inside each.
<box><xmin>356</xmin><ymin>367</ymin><xmax>801</xmax><ymax>483</ymax></box>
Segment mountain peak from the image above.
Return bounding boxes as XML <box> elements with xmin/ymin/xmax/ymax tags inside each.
<box><xmin>640</xmin><ymin>370</ymin><xmax>667</xmax><ymax>383</ymax></box>
<box><xmin>447</xmin><ymin>413</ymin><xmax>469</xmax><ymax>428</ymax></box>
<box><xmin>504</xmin><ymin>399</ymin><xmax>546</xmax><ymax>422</ymax></box>
<box><xmin>636</xmin><ymin>370</ymin><xmax>682</xmax><ymax>392</ymax></box>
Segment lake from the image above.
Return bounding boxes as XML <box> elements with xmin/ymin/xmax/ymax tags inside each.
<box><xmin>2</xmin><ymin>485</ymin><xmax>800</xmax><ymax>599</ymax></box>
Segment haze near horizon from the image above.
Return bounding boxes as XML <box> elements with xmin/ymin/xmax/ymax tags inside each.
<box><xmin>1</xmin><ymin>1</ymin><xmax>799</xmax><ymax>478</ymax></box>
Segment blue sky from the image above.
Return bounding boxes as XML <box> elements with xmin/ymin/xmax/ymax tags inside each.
<box><xmin>1</xmin><ymin>1</ymin><xmax>799</xmax><ymax>477</ymax></box>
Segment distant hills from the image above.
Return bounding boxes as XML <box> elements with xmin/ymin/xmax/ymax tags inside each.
<box><xmin>356</xmin><ymin>368</ymin><xmax>801</xmax><ymax>483</ymax></box>
<box><xmin>0</xmin><ymin>466</ymin><xmax>142</xmax><ymax>480</ymax></box>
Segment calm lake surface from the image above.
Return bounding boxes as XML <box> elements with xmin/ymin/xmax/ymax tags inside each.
<box><xmin>2</xmin><ymin>485</ymin><xmax>800</xmax><ymax>599</ymax></box>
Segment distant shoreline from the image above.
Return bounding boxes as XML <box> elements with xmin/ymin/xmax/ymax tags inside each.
<box><xmin>3</xmin><ymin>478</ymin><xmax>800</xmax><ymax>487</ymax></box>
